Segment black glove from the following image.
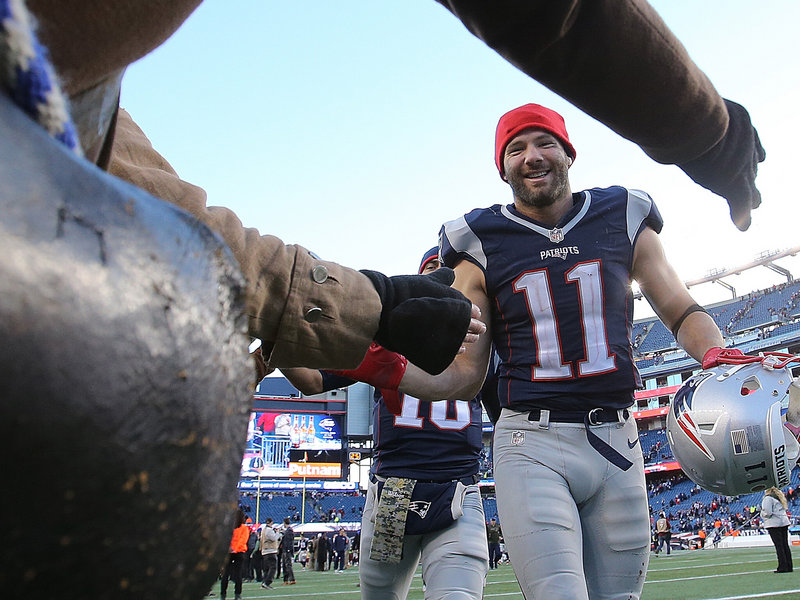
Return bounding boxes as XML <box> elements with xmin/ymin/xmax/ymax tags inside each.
<box><xmin>361</xmin><ymin>267</ymin><xmax>472</xmax><ymax>375</ymax></box>
<box><xmin>678</xmin><ymin>99</ymin><xmax>766</xmax><ymax>231</ymax></box>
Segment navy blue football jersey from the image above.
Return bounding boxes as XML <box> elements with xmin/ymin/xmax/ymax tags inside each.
<box><xmin>371</xmin><ymin>392</ymin><xmax>483</xmax><ymax>481</ymax></box>
<box><xmin>318</xmin><ymin>373</ymin><xmax>483</xmax><ymax>481</ymax></box>
<box><xmin>440</xmin><ymin>186</ymin><xmax>663</xmax><ymax>411</ymax></box>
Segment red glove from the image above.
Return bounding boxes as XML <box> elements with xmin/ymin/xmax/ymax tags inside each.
<box><xmin>702</xmin><ymin>347</ymin><xmax>747</xmax><ymax>370</ymax></box>
<box><xmin>328</xmin><ymin>343</ymin><xmax>407</xmax><ymax>414</ymax></box>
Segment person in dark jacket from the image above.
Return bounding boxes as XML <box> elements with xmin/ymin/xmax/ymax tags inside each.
<box><xmin>280</xmin><ymin>518</ymin><xmax>296</xmax><ymax>584</ymax></box>
<box><xmin>333</xmin><ymin>528</ymin><xmax>349</xmax><ymax>572</ymax></box>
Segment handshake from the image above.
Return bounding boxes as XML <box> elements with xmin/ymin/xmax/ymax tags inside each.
<box><xmin>362</xmin><ymin>267</ymin><xmax>484</xmax><ymax>375</ymax></box>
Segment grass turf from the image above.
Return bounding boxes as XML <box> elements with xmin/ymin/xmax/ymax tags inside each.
<box><xmin>213</xmin><ymin>546</ymin><xmax>800</xmax><ymax>599</ymax></box>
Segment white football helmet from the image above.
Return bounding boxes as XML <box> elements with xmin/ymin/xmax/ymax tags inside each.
<box><xmin>666</xmin><ymin>356</ymin><xmax>800</xmax><ymax>496</ymax></box>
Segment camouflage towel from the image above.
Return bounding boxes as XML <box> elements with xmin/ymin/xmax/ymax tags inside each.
<box><xmin>370</xmin><ymin>477</ymin><xmax>416</xmax><ymax>563</ymax></box>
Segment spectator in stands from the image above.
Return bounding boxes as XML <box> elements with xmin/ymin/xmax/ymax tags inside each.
<box><xmin>761</xmin><ymin>487</ymin><xmax>793</xmax><ymax>573</ymax></box>
<box><xmin>220</xmin><ymin>509</ymin><xmax>249</xmax><ymax>600</ymax></box>
<box><xmin>260</xmin><ymin>518</ymin><xmax>280</xmax><ymax>590</ymax></box>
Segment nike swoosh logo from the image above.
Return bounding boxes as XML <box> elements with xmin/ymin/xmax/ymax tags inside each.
<box><xmin>628</xmin><ymin>438</ymin><xmax>639</xmax><ymax>449</ymax></box>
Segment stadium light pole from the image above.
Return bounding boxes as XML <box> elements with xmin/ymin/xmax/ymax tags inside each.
<box><xmin>300</xmin><ymin>451</ymin><xmax>308</xmax><ymax>524</ymax></box>
<box><xmin>256</xmin><ymin>472</ymin><xmax>261</xmax><ymax>524</ymax></box>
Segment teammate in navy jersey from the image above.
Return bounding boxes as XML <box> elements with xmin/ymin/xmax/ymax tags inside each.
<box><xmin>281</xmin><ymin>248</ymin><xmax>489</xmax><ymax>600</ymax></box>
<box><xmin>387</xmin><ymin>104</ymin><xmax>732</xmax><ymax>600</ymax></box>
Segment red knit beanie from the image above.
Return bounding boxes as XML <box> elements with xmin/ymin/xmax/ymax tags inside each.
<box><xmin>494</xmin><ymin>103</ymin><xmax>576</xmax><ymax>176</ymax></box>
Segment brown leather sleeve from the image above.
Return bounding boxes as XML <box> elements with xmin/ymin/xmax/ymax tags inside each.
<box><xmin>437</xmin><ymin>0</ymin><xmax>728</xmax><ymax>164</ymax></box>
<box><xmin>28</xmin><ymin>0</ymin><xmax>203</xmax><ymax>97</ymax></box>
<box><xmin>34</xmin><ymin>0</ymin><xmax>727</xmax><ymax>167</ymax></box>
<box><xmin>108</xmin><ymin>109</ymin><xmax>380</xmax><ymax>369</ymax></box>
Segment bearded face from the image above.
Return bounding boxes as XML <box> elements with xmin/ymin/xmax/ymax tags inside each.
<box><xmin>502</xmin><ymin>130</ymin><xmax>572</xmax><ymax>212</ymax></box>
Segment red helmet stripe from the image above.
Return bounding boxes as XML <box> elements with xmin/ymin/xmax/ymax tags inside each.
<box><xmin>677</xmin><ymin>416</ymin><xmax>714</xmax><ymax>460</ymax></box>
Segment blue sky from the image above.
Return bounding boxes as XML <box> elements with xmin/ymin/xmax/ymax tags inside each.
<box><xmin>120</xmin><ymin>1</ymin><xmax>800</xmax><ymax>318</ymax></box>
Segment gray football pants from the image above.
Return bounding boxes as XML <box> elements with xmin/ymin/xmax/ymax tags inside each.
<box><xmin>493</xmin><ymin>409</ymin><xmax>650</xmax><ymax>600</ymax></box>
<box><xmin>359</xmin><ymin>480</ymin><xmax>488</xmax><ymax>600</ymax></box>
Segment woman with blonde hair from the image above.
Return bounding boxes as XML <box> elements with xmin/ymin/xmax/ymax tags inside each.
<box><xmin>761</xmin><ymin>487</ymin><xmax>793</xmax><ymax>573</ymax></box>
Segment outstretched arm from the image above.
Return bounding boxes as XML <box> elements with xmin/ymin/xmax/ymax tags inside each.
<box><xmin>399</xmin><ymin>260</ymin><xmax>494</xmax><ymax>401</ymax></box>
<box><xmin>110</xmin><ymin>111</ymin><xmax>481</xmax><ymax>373</ymax></box>
<box><xmin>632</xmin><ymin>227</ymin><xmax>723</xmax><ymax>362</ymax></box>
<box><xmin>280</xmin><ymin>368</ymin><xmax>326</xmax><ymax>396</ymax></box>
<box><xmin>437</xmin><ymin>0</ymin><xmax>764</xmax><ymax>230</ymax></box>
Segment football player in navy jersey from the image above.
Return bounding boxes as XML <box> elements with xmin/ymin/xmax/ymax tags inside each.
<box><xmin>281</xmin><ymin>248</ymin><xmax>490</xmax><ymax>600</ymax></box>
<box><xmin>380</xmin><ymin>104</ymin><xmax>735</xmax><ymax>600</ymax></box>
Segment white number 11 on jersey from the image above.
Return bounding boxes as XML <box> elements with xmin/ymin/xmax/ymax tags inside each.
<box><xmin>513</xmin><ymin>260</ymin><xmax>616</xmax><ymax>380</ymax></box>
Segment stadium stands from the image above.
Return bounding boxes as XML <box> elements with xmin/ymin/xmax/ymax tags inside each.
<box><xmin>639</xmin><ymin>429</ymin><xmax>673</xmax><ymax>465</ymax></box>
<box><xmin>729</xmin><ymin>281</ymin><xmax>800</xmax><ymax>334</ymax></box>
<box><xmin>636</xmin><ymin>320</ymin><xmax>676</xmax><ymax>354</ymax></box>
<box><xmin>633</xmin><ymin>278</ymin><xmax>800</xmax><ymax>381</ymax></box>
<box><xmin>238</xmin><ymin>490</ymin><xmax>367</xmax><ymax>525</ymax></box>
<box><xmin>240</xmin><ymin>460</ymin><xmax>800</xmax><ymax>535</ymax></box>
<box><xmin>648</xmin><ymin>466</ymin><xmax>800</xmax><ymax>534</ymax></box>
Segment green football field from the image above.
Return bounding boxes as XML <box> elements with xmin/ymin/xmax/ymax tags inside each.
<box><xmin>210</xmin><ymin>546</ymin><xmax>800</xmax><ymax>599</ymax></box>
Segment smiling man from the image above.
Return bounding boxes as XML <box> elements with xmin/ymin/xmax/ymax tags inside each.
<box><xmin>390</xmin><ymin>103</ymin><xmax>735</xmax><ymax>599</ymax></box>
<box><xmin>498</xmin><ymin>112</ymin><xmax>574</xmax><ymax>212</ymax></box>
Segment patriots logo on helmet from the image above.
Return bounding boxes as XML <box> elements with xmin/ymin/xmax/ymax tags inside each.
<box><xmin>408</xmin><ymin>501</ymin><xmax>431</xmax><ymax>519</ymax></box>
<box><xmin>672</xmin><ymin>372</ymin><xmax>715</xmax><ymax>461</ymax></box>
